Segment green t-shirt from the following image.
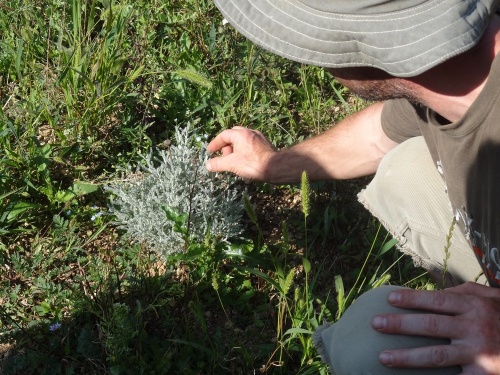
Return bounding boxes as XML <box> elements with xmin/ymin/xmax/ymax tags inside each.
<box><xmin>382</xmin><ymin>55</ymin><xmax>500</xmax><ymax>287</ymax></box>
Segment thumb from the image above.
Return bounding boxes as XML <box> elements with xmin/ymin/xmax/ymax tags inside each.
<box><xmin>205</xmin><ymin>154</ymin><xmax>237</xmax><ymax>173</ymax></box>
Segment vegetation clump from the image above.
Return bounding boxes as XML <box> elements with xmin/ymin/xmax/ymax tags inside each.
<box><xmin>108</xmin><ymin>126</ymin><xmax>244</xmax><ymax>256</ymax></box>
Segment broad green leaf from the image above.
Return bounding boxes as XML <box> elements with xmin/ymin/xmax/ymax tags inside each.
<box><xmin>303</xmin><ymin>257</ymin><xmax>311</xmax><ymax>274</ymax></box>
<box><xmin>284</xmin><ymin>327</ymin><xmax>313</xmax><ymax>335</ymax></box>
<box><xmin>54</xmin><ymin>190</ymin><xmax>76</xmax><ymax>203</ymax></box>
<box><xmin>71</xmin><ymin>181</ymin><xmax>99</xmax><ymax>196</ymax></box>
<box><xmin>335</xmin><ymin>274</ymin><xmax>345</xmax><ymax>320</ymax></box>
<box><xmin>377</xmin><ymin>238</ymin><xmax>398</xmax><ymax>257</ymax></box>
<box><xmin>3</xmin><ymin>201</ymin><xmax>40</xmax><ymax>222</ymax></box>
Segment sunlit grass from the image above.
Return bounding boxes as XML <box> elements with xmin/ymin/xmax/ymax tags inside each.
<box><xmin>0</xmin><ymin>1</ymin><xmax>431</xmax><ymax>374</ymax></box>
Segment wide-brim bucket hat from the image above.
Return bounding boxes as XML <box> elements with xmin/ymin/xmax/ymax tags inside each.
<box><xmin>213</xmin><ymin>0</ymin><xmax>499</xmax><ymax>77</ymax></box>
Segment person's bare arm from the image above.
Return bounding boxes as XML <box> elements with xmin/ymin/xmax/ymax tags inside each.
<box><xmin>205</xmin><ymin>102</ymin><xmax>398</xmax><ymax>183</ymax></box>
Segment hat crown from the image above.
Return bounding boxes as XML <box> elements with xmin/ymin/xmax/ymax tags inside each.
<box><xmin>298</xmin><ymin>0</ymin><xmax>428</xmax><ymax>14</ymax></box>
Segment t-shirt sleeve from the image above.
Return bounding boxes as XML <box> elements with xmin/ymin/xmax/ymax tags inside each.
<box><xmin>381</xmin><ymin>99</ymin><xmax>424</xmax><ymax>143</ymax></box>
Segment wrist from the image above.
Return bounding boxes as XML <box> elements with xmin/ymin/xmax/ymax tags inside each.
<box><xmin>264</xmin><ymin>149</ymin><xmax>304</xmax><ymax>184</ymax></box>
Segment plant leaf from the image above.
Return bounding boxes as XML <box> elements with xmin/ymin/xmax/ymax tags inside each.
<box><xmin>71</xmin><ymin>181</ymin><xmax>99</xmax><ymax>196</ymax></box>
<box><xmin>377</xmin><ymin>238</ymin><xmax>398</xmax><ymax>257</ymax></box>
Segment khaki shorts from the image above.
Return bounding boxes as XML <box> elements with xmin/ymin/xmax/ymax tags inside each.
<box><xmin>359</xmin><ymin>136</ymin><xmax>484</xmax><ymax>285</ymax></box>
<box><xmin>314</xmin><ymin>137</ymin><xmax>485</xmax><ymax>374</ymax></box>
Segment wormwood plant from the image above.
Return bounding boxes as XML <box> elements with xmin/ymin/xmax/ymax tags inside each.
<box><xmin>107</xmin><ymin>126</ymin><xmax>244</xmax><ymax>256</ymax></box>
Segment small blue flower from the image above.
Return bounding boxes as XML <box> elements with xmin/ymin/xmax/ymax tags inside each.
<box><xmin>91</xmin><ymin>212</ymin><xmax>104</xmax><ymax>221</ymax></box>
<box><xmin>66</xmin><ymin>210</ymin><xmax>72</xmax><ymax>216</ymax></box>
<box><xmin>50</xmin><ymin>322</ymin><xmax>61</xmax><ymax>331</ymax></box>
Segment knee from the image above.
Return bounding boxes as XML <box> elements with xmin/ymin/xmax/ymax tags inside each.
<box><xmin>313</xmin><ymin>285</ymin><xmax>460</xmax><ymax>374</ymax></box>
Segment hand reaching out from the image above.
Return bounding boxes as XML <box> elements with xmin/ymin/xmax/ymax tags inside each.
<box><xmin>205</xmin><ymin>103</ymin><xmax>394</xmax><ymax>182</ymax></box>
<box><xmin>205</xmin><ymin>126</ymin><xmax>277</xmax><ymax>182</ymax></box>
<box><xmin>372</xmin><ymin>282</ymin><xmax>500</xmax><ymax>374</ymax></box>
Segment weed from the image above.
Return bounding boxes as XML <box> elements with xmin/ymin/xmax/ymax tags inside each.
<box><xmin>107</xmin><ymin>125</ymin><xmax>244</xmax><ymax>257</ymax></box>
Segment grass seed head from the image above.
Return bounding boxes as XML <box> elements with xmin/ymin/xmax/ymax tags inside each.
<box><xmin>300</xmin><ymin>171</ymin><xmax>311</xmax><ymax>218</ymax></box>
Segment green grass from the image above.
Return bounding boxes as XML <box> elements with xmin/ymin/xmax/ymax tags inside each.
<box><xmin>0</xmin><ymin>1</ymin><xmax>433</xmax><ymax>374</ymax></box>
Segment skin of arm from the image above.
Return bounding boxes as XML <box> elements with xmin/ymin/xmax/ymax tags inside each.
<box><xmin>205</xmin><ymin>102</ymin><xmax>399</xmax><ymax>183</ymax></box>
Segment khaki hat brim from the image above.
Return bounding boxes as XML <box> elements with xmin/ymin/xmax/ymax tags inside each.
<box><xmin>214</xmin><ymin>0</ymin><xmax>499</xmax><ymax>77</ymax></box>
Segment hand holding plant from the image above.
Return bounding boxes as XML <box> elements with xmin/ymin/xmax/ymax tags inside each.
<box><xmin>206</xmin><ymin>126</ymin><xmax>277</xmax><ymax>182</ymax></box>
<box><xmin>108</xmin><ymin>125</ymin><xmax>244</xmax><ymax>257</ymax></box>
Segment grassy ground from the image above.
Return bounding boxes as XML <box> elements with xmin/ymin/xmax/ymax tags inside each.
<box><xmin>0</xmin><ymin>1</ymin><xmax>433</xmax><ymax>374</ymax></box>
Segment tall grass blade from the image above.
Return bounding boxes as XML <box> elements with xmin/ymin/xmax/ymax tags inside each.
<box><xmin>372</xmin><ymin>273</ymin><xmax>391</xmax><ymax>288</ymax></box>
<box><xmin>243</xmin><ymin>194</ymin><xmax>258</xmax><ymax>224</ymax></box>
<box><xmin>15</xmin><ymin>38</ymin><xmax>23</xmax><ymax>80</ymax></box>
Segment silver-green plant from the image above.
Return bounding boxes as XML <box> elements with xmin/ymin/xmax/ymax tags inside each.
<box><xmin>107</xmin><ymin>126</ymin><xmax>244</xmax><ymax>257</ymax></box>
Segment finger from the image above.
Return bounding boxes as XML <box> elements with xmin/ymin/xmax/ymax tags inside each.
<box><xmin>387</xmin><ymin>289</ymin><xmax>472</xmax><ymax>315</ymax></box>
<box><xmin>206</xmin><ymin>129</ymin><xmax>239</xmax><ymax>153</ymax></box>
<box><xmin>379</xmin><ymin>344</ymin><xmax>471</xmax><ymax>368</ymax></box>
<box><xmin>372</xmin><ymin>313</ymin><xmax>463</xmax><ymax>339</ymax></box>
<box><xmin>221</xmin><ymin>145</ymin><xmax>233</xmax><ymax>156</ymax></box>
<box><xmin>446</xmin><ymin>281</ymin><xmax>500</xmax><ymax>299</ymax></box>
<box><xmin>231</xmin><ymin>126</ymin><xmax>270</xmax><ymax>144</ymax></box>
<box><xmin>206</xmin><ymin>154</ymin><xmax>236</xmax><ymax>173</ymax></box>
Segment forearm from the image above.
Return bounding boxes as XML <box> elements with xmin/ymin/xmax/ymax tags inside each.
<box><xmin>264</xmin><ymin>102</ymin><xmax>398</xmax><ymax>183</ymax></box>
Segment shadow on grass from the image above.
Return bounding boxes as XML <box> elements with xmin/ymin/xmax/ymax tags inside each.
<box><xmin>0</xmin><ymin>179</ymin><xmax>421</xmax><ymax>375</ymax></box>
<box><xmin>1</xmin><ymin>265</ymin><xmax>282</xmax><ymax>375</ymax></box>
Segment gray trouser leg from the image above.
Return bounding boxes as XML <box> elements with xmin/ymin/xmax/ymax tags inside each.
<box><xmin>313</xmin><ymin>286</ymin><xmax>461</xmax><ymax>375</ymax></box>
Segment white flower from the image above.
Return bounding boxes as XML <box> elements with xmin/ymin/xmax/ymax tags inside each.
<box><xmin>91</xmin><ymin>212</ymin><xmax>104</xmax><ymax>221</ymax></box>
<box><xmin>222</xmin><ymin>18</ymin><xmax>229</xmax><ymax>26</ymax></box>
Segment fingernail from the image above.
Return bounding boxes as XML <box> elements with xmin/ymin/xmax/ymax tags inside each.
<box><xmin>379</xmin><ymin>352</ymin><xmax>393</xmax><ymax>365</ymax></box>
<box><xmin>388</xmin><ymin>291</ymin><xmax>402</xmax><ymax>304</ymax></box>
<box><xmin>372</xmin><ymin>316</ymin><xmax>387</xmax><ymax>329</ymax></box>
<box><xmin>205</xmin><ymin>161</ymin><xmax>212</xmax><ymax>172</ymax></box>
